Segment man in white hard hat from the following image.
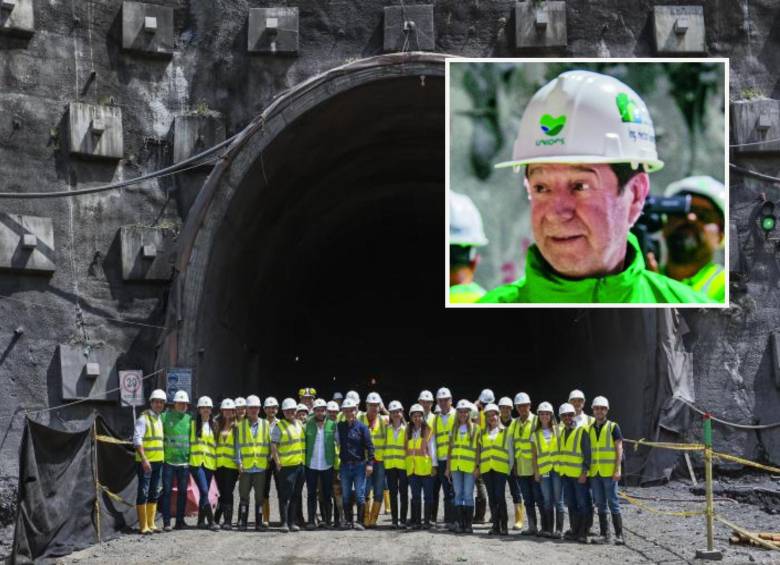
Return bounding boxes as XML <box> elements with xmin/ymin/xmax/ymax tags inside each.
<box><xmin>498</xmin><ymin>397</ymin><xmax>524</xmax><ymax>531</ymax></box>
<box><xmin>234</xmin><ymin>396</ymin><xmax>247</xmax><ymax>423</ymax></box>
<box><xmin>569</xmin><ymin>389</ymin><xmax>595</xmax><ymax>429</ymax></box>
<box><xmin>261</xmin><ymin>396</ymin><xmax>281</xmax><ymax>527</ymax></box>
<box><xmin>654</xmin><ymin>176</ymin><xmax>726</xmax><ymax>302</ymax></box>
<box><xmin>358</xmin><ymin>392</ymin><xmax>389</xmax><ymax>528</ymax></box>
<box><xmin>336</xmin><ymin>397</ymin><xmax>375</xmax><ymax>530</ymax></box>
<box><xmin>337</xmin><ymin>390</ymin><xmax>364</xmax><ymax>422</ymax></box>
<box><xmin>160</xmin><ymin>390</ymin><xmax>192</xmax><ymax>531</ymax></box>
<box><xmin>304</xmin><ymin>398</ymin><xmax>337</xmax><ymax>529</ymax></box>
<box><xmin>587</xmin><ymin>396</ymin><xmax>625</xmax><ymax>545</ymax></box>
<box><xmin>511</xmin><ymin>392</ymin><xmax>541</xmax><ymax>536</ymax></box>
<box><xmin>557</xmin><ymin>402</ymin><xmax>593</xmax><ymax>544</ymax></box>
<box><xmin>133</xmin><ymin>388</ymin><xmax>167</xmax><ymax>534</ymax></box>
<box><xmin>473</xmin><ymin>388</ymin><xmax>495</xmax><ymax>523</ymax></box>
<box><xmin>235</xmin><ymin>395</ymin><xmax>270</xmax><ymax>531</ymax></box>
<box><xmin>480</xmin><ymin>70</ymin><xmax>712</xmax><ymax>304</ymax></box>
<box><xmin>418</xmin><ymin>390</ymin><xmax>435</xmax><ymax>427</ymax></box>
<box><xmin>431</xmin><ymin>387</ymin><xmax>457</xmax><ymax>530</ymax></box>
<box><xmin>449</xmin><ymin>191</ymin><xmax>489</xmax><ymax>304</ymax></box>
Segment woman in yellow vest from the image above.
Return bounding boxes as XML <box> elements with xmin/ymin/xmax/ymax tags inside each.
<box><xmin>271</xmin><ymin>397</ymin><xmax>306</xmax><ymax>532</ymax></box>
<box><xmin>384</xmin><ymin>400</ymin><xmax>407</xmax><ymax>529</ymax></box>
<box><xmin>405</xmin><ymin>403</ymin><xmax>436</xmax><ymax>530</ymax></box>
<box><xmin>479</xmin><ymin>403</ymin><xmax>512</xmax><ymax>535</ymax></box>
<box><xmin>531</xmin><ymin>401</ymin><xmax>565</xmax><ymax>538</ymax></box>
<box><xmin>557</xmin><ymin>402</ymin><xmax>592</xmax><ymax>544</ymax></box>
<box><xmin>189</xmin><ymin>395</ymin><xmax>219</xmax><ymax>531</ymax></box>
<box><xmin>133</xmin><ymin>389</ymin><xmax>166</xmax><ymax>535</ymax></box>
<box><xmin>214</xmin><ymin>398</ymin><xmax>239</xmax><ymax>529</ymax></box>
<box><xmin>445</xmin><ymin>399</ymin><xmax>480</xmax><ymax>534</ymax></box>
<box><xmin>588</xmin><ymin>396</ymin><xmax>624</xmax><ymax>545</ymax></box>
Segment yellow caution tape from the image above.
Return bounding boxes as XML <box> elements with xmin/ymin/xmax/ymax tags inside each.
<box><xmin>618</xmin><ymin>492</ymin><xmax>705</xmax><ymax>517</ymax></box>
<box><xmin>95</xmin><ymin>434</ymin><xmax>132</xmax><ymax>445</ymax></box>
<box><xmin>624</xmin><ymin>438</ymin><xmax>704</xmax><ymax>452</ymax></box>
<box><xmin>712</xmin><ymin>451</ymin><xmax>780</xmax><ymax>475</ymax></box>
<box><xmin>97</xmin><ymin>483</ymin><xmax>136</xmax><ymax>508</ymax></box>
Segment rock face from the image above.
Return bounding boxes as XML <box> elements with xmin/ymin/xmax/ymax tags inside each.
<box><xmin>0</xmin><ymin>0</ymin><xmax>778</xmax><ymax>494</ymax></box>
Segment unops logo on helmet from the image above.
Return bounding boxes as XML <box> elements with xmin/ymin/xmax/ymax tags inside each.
<box><xmin>616</xmin><ymin>92</ymin><xmax>647</xmax><ymax>124</ymax></box>
<box><xmin>539</xmin><ymin>114</ymin><xmax>567</xmax><ymax>136</ymax></box>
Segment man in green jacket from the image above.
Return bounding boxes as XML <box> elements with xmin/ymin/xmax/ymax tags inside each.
<box><xmin>160</xmin><ymin>390</ymin><xmax>192</xmax><ymax>531</ymax></box>
<box><xmin>481</xmin><ymin>69</ymin><xmax>713</xmax><ymax>305</ymax></box>
<box><xmin>305</xmin><ymin>398</ymin><xmax>337</xmax><ymax>529</ymax></box>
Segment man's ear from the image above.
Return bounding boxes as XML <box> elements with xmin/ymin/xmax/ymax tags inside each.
<box><xmin>626</xmin><ymin>172</ymin><xmax>650</xmax><ymax>227</ymax></box>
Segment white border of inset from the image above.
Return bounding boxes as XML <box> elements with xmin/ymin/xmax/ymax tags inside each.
<box><xmin>445</xmin><ymin>57</ymin><xmax>730</xmax><ymax>309</ymax></box>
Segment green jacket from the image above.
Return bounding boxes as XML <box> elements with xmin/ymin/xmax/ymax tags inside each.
<box><xmin>450</xmin><ymin>282</ymin><xmax>486</xmax><ymax>304</ymax></box>
<box><xmin>663</xmin><ymin>261</ymin><xmax>725</xmax><ymax>303</ymax></box>
<box><xmin>304</xmin><ymin>418</ymin><xmax>336</xmax><ymax>468</ymax></box>
<box><xmin>479</xmin><ymin>233</ymin><xmax>714</xmax><ymax>304</ymax></box>
<box><xmin>162</xmin><ymin>410</ymin><xmax>191</xmax><ymax>464</ymax></box>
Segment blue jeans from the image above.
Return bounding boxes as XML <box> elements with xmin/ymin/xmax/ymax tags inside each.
<box><xmin>161</xmin><ymin>463</ymin><xmax>189</xmax><ymax>523</ymax></box>
<box><xmin>340</xmin><ymin>461</ymin><xmax>367</xmax><ymax>506</ymax></box>
<box><xmin>451</xmin><ymin>470</ymin><xmax>476</xmax><ymax>507</ymax></box>
<box><xmin>538</xmin><ymin>471</ymin><xmax>565</xmax><ymax>513</ymax></box>
<box><xmin>561</xmin><ymin>476</ymin><xmax>590</xmax><ymax>518</ymax></box>
<box><xmin>366</xmin><ymin>461</ymin><xmax>386</xmax><ymax>499</ymax></box>
<box><xmin>517</xmin><ymin>475</ymin><xmax>543</xmax><ymax>514</ymax></box>
<box><xmin>190</xmin><ymin>465</ymin><xmax>213</xmax><ymax>510</ymax></box>
<box><xmin>409</xmin><ymin>474</ymin><xmax>433</xmax><ymax>504</ymax></box>
<box><xmin>135</xmin><ymin>461</ymin><xmax>163</xmax><ymax>504</ymax></box>
<box><xmin>590</xmin><ymin>476</ymin><xmax>620</xmax><ymax>515</ymax></box>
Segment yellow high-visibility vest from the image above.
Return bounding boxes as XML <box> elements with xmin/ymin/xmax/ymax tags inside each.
<box><xmin>359</xmin><ymin>413</ymin><xmax>387</xmax><ymax>462</ymax></box>
<box><xmin>216</xmin><ymin>426</ymin><xmax>238</xmax><ymax>470</ymax></box>
<box><xmin>237</xmin><ymin>418</ymin><xmax>270</xmax><ymax>470</ymax></box>
<box><xmin>449</xmin><ymin>424</ymin><xmax>478</xmax><ymax>473</ymax></box>
<box><xmin>534</xmin><ymin>426</ymin><xmax>559</xmax><ymax>476</ymax></box>
<box><xmin>136</xmin><ymin>411</ymin><xmax>164</xmax><ymax>463</ymax></box>
<box><xmin>512</xmin><ymin>413</ymin><xmax>537</xmax><ymax>476</ymax></box>
<box><xmin>588</xmin><ymin>420</ymin><xmax>618</xmax><ymax>478</ymax></box>
<box><xmin>277</xmin><ymin>419</ymin><xmax>305</xmax><ymax>467</ymax></box>
<box><xmin>405</xmin><ymin>431</ymin><xmax>433</xmax><ymax>477</ymax></box>
<box><xmin>434</xmin><ymin>411</ymin><xmax>456</xmax><ymax>460</ymax></box>
<box><xmin>384</xmin><ymin>424</ymin><xmax>406</xmax><ymax>470</ymax></box>
<box><xmin>189</xmin><ymin>421</ymin><xmax>216</xmax><ymax>471</ymax></box>
<box><xmin>479</xmin><ymin>426</ymin><xmax>510</xmax><ymax>475</ymax></box>
<box><xmin>557</xmin><ymin>426</ymin><xmax>585</xmax><ymax>478</ymax></box>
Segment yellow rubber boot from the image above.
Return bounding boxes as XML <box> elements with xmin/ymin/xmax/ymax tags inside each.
<box><xmin>136</xmin><ymin>504</ymin><xmax>150</xmax><ymax>534</ymax></box>
<box><xmin>364</xmin><ymin>491</ymin><xmax>373</xmax><ymax>524</ymax></box>
<box><xmin>145</xmin><ymin>502</ymin><xmax>159</xmax><ymax>533</ymax></box>
<box><xmin>370</xmin><ymin>501</ymin><xmax>382</xmax><ymax>527</ymax></box>
<box><xmin>383</xmin><ymin>489</ymin><xmax>391</xmax><ymax>514</ymax></box>
<box><xmin>262</xmin><ymin>499</ymin><xmax>270</xmax><ymax>526</ymax></box>
<box><xmin>513</xmin><ymin>503</ymin><xmax>525</xmax><ymax>530</ymax></box>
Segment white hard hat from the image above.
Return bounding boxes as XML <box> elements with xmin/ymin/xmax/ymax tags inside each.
<box><xmin>418</xmin><ymin>390</ymin><xmax>434</xmax><ymax>402</ymax></box>
<box><xmin>197</xmin><ymin>395</ymin><xmax>213</xmax><ymax>408</ymax></box>
<box><xmin>263</xmin><ymin>396</ymin><xmax>279</xmax><ymax>408</ymax></box>
<box><xmin>149</xmin><ymin>389</ymin><xmax>167</xmax><ymax>402</ymax></box>
<box><xmin>436</xmin><ymin>387</ymin><xmax>452</xmax><ymax>400</ymax></box>
<box><xmin>173</xmin><ymin>390</ymin><xmax>189</xmax><ymax>403</ymax></box>
<box><xmin>498</xmin><ymin>396</ymin><xmax>513</xmax><ymax>408</ymax></box>
<box><xmin>281</xmin><ymin>398</ymin><xmax>297</xmax><ymax>411</ymax></box>
<box><xmin>388</xmin><ymin>400</ymin><xmax>403</xmax><ymax>412</ymax></box>
<box><xmin>234</xmin><ymin>397</ymin><xmax>247</xmax><ymax>408</ymax></box>
<box><xmin>592</xmin><ymin>396</ymin><xmax>610</xmax><ymax>409</ymax></box>
<box><xmin>456</xmin><ymin>399</ymin><xmax>471</xmax><ymax>410</ymax></box>
<box><xmin>558</xmin><ymin>402</ymin><xmax>575</xmax><ymax>416</ymax></box>
<box><xmin>449</xmin><ymin>191</ymin><xmax>488</xmax><ymax>247</ymax></box>
<box><xmin>221</xmin><ymin>398</ymin><xmax>236</xmax><ymax>410</ymax></box>
<box><xmin>514</xmin><ymin>392</ymin><xmax>531</xmax><ymax>406</ymax></box>
<box><xmin>483</xmin><ymin>403</ymin><xmax>499</xmax><ymax>414</ymax></box>
<box><xmin>341</xmin><ymin>398</ymin><xmax>357</xmax><ymax>410</ymax></box>
<box><xmin>346</xmin><ymin>390</ymin><xmax>360</xmax><ymax>403</ymax></box>
<box><xmin>664</xmin><ymin>175</ymin><xmax>726</xmax><ymax>217</ymax></box>
<box><xmin>496</xmin><ymin>70</ymin><xmax>663</xmax><ymax>173</ymax></box>
<box><xmin>326</xmin><ymin>401</ymin><xmax>340</xmax><ymax>411</ymax></box>
<box><xmin>366</xmin><ymin>392</ymin><xmax>382</xmax><ymax>405</ymax></box>
<box><xmin>568</xmin><ymin>389</ymin><xmax>585</xmax><ymax>401</ymax></box>
<box><xmin>246</xmin><ymin>395</ymin><xmax>261</xmax><ymax>408</ymax></box>
<box><xmin>409</xmin><ymin>403</ymin><xmax>424</xmax><ymax>415</ymax></box>
<box><xmin>313</xmin><ymin>398</ymin><xmax>327</xmax><ymax>409</ymax></box>
<box><xmin>296</xmin><ymin>403</ymin><xmax>309</xmax><ymax>413</ymax></box>
<box><xmin>469</xmin><ymin>404</ymin><xmax>479</xmax><ymax>420</ymax></box>
<box><xmin>537</xmin><ymin>401</ymin><xmax>554</xmax><ymax>413</ymax></box>
<box><xmin>479</xmin><ymin>389</ymin><xmax>495</xmax><ymax>404</ymax></box>
<box><xmin>332</xmin><ymin>392</ymin><xmax>344</xmax><ymax>401</ymax></box>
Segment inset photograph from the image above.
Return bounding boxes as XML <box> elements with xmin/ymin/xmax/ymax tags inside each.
<box><xmin>447</xmin><ymin>59</ymin><xmax>728</xmax><ymax>306</ymax></box>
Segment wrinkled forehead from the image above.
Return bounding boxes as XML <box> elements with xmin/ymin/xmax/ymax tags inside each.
<box><xmin>526</xmin><ymin>163</ymin><xmax>604</xmax><ymax>178</ymax></box>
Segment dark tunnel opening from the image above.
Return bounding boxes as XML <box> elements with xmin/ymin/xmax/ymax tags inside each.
<box><xmin>191</xmin><ymin>72</ymin><xmax>659</xmax><ymax>441</ymax></box>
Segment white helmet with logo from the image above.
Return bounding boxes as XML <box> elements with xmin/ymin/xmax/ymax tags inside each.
<box><xmin>496</xmin><ymin>70</ymin><xmax>663</xmax><ymax>173</ymax></box>
<box><xmin>568</xmin><ymin>389</ymin><xmax>585</xmax><ymax>402</ymax></box>
<box><xmin>220</xmin><ymin>398</ymin><xmax>235</xmax><ymax>410</ymax></box>
<box><xmin>418</xmin><ymin>390</ymin><xmax>434</xmax><ymax>402</ymax></box>
<box><xmin>409</xmin><ymin>403</ymin><xmax>424</xmax><ymax>415</ymax></box>
<box><xmin>558</xmin><ymin>402</ymin><xmax>576</xmax><ymax>416</ymax></box>
<box><xmin>281</xmin><ymin>398</ymin><xmax>297</xmax><ymax>411</ymax></box>
<box><xmin>456</xmin><ymin>399</ymin><xmax>471</xmax><ymax>410</ymax></box>
<box><xmin>450</xmin><ymin>191</ymin><xmax>488</xmax><ymax>247</ymax></box>
<box><xmin>263</xmin><ymin>396</ymin><xmax>279</xmax><ymax>408</ymax></box>
<box><xmin>479</xmin><ymin>389</ymin><xmax>495</xmax><ymax>404</ymax></box>
<box><xmin>234</xmin><ymin>397</ymin><xmax>246</xmax><ymax>408</ymax></box>
<box><xmin>366</xmin><ymin>392</ymin><xmax>383</xmax><ymax>405</ymax></box>
<box><xmin>388</xmin><ymin>400</ymin><xmax>404</xmax><ymax>412</ymax></box>
<box><xmin>173</xmin><ymin>390</ymin><xmax>189</xmax><ymax>404</ymax></box>
<box><xmin>498</xmin><ymin>396</ymin><xmax>513</xmax><ymax>408</ymax></box>
<box><xmin>341</xmin><ymin>398</ymin><xmax>358</xmax><ymax>410</ymax></box>
<box><xmin>197</xmin><ymin>396</ymin><xmax>213</xmax><ymax>408</ymax></box>
<box><xmin>296</xmin><ymin>403</ymin><xmax>309</xmax><ymax>413</ymax></box>
<box><xmin>149</xmin><ymin>389</ymin><xmax>167</xmax><ymax>402</ymax></box>
<box><xmin>514</xmin><ymin>392</ymin><xmax>531</xmax><ymax>406</ymax></box>
<box><xmin>313</xmin><ymin>398</ymin><xmax>327</xmax><ymax>409</ymax></box>
<box><xmin>326</xmin><ymin>401</ymin><xmax>340</xmax><ymax>411</ymax></box>
<box><xmin>436</xmin><ymin>387</ymin><xmax>452</xmax><ymax>400</ymax></box>
<box><xmin>537</xmin><ymin>401</ymin><xmax>554</xmax><ymax>413</ymax></box>
<box><xmin>346</xmin><ymin>390</ymin><xmax>360</xmax><ymax>403</ymax></box>
<box><xmin>483</xmin><ymin>403</ymin><xmax>499</xmax><ymax>415</ymax></box>
<box><xmin>246</xmin><ymin>395</ymin><xmax>261</xmax><ymax>408</ymax></box>
<box><xmin>592</xmin><ymin>396</ymin><xmax>610</xmax><ymax>409</ymax></box>
<box><xmin>664</xmin><ymin>175</ymin><xmax>726</xmax><ymax>217</ymax></box>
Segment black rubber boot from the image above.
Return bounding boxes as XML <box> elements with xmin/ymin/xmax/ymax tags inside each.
<box><xmin>464</xmin><ymin>506</ymin><xmax>474</xmax><ymax>534</ymax></box>
<box><xmin>238</xmin><ymin>503</ymin><xmax>249</xmax><ymax>531</ymax></box>
<box><xmin>400</xmin><ymin>492</ymin><xmax>408</xmax><ymax>528</ymax></box>
<box><xmin>333</xmin><ymin>498</ymin><xmax>342</xmax><ymax>529</ymax></box>
<box><xmin>279</xmin><ymin>501</ymin><xmax>289</xmax><ymax>532</ymax></box>
<box><xmin>564</xmin><ymin>514</ymin><xmax>578</xmax><ymax>540</ymax></box>
<box><xmin>341</xmin><ymin>502</ymin><xmax>353</xmax><ymax>530</ymax></box>
<box><xmin>542</xmin><ymin>508</ymin><xmax>554</xmax><ymax>537</ymax></box>
<box><xmin>473</xmin><ymin>496</ymin><xmax>487</xmax><ymax>524</ymax></box>
<box><xmin>390</xmin><ymin>494</ymin><xmax>399</xmax><ymax>528</ymax></box>
<box><xmin>214</xmin><ymin>504</ymin><xmax>222</xmax><ymax>525</ymax></box>
<box><xmin>554</xmin><ymin>508</ymin><xmax>564</xmax><ymax>539</ymax></box>
<box><xmin>455</xmin><ymin>506</ymin><xmax>464</xmax><ymax>534</ymax></box>
<box><xmin>410</xmin><ymin>500</ymin><xmax>422</xmax><ymax>530</ymax></box>
<box><xmin>423</xmin><ymin>500</ymin><xmax>432</xmax><ymax>529</ymax></box>
<box><xmin>196</xmin><ymin>506</ymin><xmax>205</xmax><ymax>529</ymax></box>
<box><xmin>289</xmin><ymin>499</ymin><xmax>300</xmax><ymax>532</ymax></box>
<box><xmin>488</xmin><ymin>501</ymin><xmax>500</xmax><ymax>535</ymax></box>
<box><xmin>596</xmin><ymin>513</ymin><xmax>610</xmax><ymax>544</ymax></box>
<box><xmin>355</xmin><ymin>503</ymin><xmax>366</xmax><ymax>531</ymax></box>
<box><xmin>430</xmin><ymin>495</ymin><xmax>439</xmax><ymax>525</ymax></box>
<box><xmin>499</xmin><ymin>501</ymin><xmax>509</xmax><ymax>536</ymax></box>
<box><xmin>521</xmin><ymin>506</ymin><xmax>537</xmax><ymax>536</ymax></box>
<box><xmin>221</xmin><ymin>504</ymin><xmax>233</xmax><ymax>531</ymax></box>
<box><xmin>255</xmin><ymin>504</ymin><xmax>265</xmax><ymax>531</ymax></box>
<box><xmin>576</xmin><ymin>513</ymin><xmax>590</xmax><ymax>544</ymax></box>
<box><xmin>612</xmin><ymin>513</ymin><xmax>624</xmax><ymax>545</ymax></box>
<box><xmin>322</xmin><ymin>499</ymin><xmax>332</xmax><ymax>529</ymax></box>
<box><xmin>444</xmin><ymin>500</ymin><xmax>457</xmax><ymax>531</ymax></box>
<box><xmin>205</xmin><ymin>505</ymin><xmax>219</xmax><ymax>531</ymax></box>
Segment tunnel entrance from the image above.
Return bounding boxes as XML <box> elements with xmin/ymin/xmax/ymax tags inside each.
<box><xmin>161</xmin><ymin>54</ymin><xmax>674</xmax><ymax>445</ymax></box>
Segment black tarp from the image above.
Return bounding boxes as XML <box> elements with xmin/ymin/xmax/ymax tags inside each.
<box><xmin>11</xmin><ymin>414</ymin><xmax>137</xmax><ymax>563</ymax></box>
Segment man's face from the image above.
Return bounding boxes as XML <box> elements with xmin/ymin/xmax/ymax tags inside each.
<box><xmin>302</xmin><ymin>396</ymin><xmax>314</xmax><ymax>409</ymax></box>
<box><xmin>526</xmin><ymin>164</ymin><xmax>648</xmax><ymax>278</ymax></box>
<box><xmin>314</xmin><ymin>407</ymin><xmax>326</xmax><ymax>421</ymax></box>
<box><xmin>247</xmin><ymin>407</ymin><xmax>260</xmax><ymax>420</ymax></box>
<box><xmin>499</xmin><ymin>406</ymin><xmax>512</xmax><ymax>420</ymax></box>
<box><xmin>367</xmin><ymin>403</ymin><xmax>380</xmax><ymax>417</ymax></box>
<box><xmin>327</xmin><ymin>410</ymin><xmax>338</xmax><ymax>421</ymax></box>
<box><xmin>237</xmin><ymin>407</ymin><xmax>246</xmax><ymax>418</ymax></box>
<box><xmin>420</xmin><ymin>400</ymin><xmax>433</xmax><ymax>413</ymax></box>
<box><xmin>150</xmin><ymin>399</ymin><xmax>164</xmax><ymax>413</ymax></box>
<box><xmin>344</xmin><ymin>407</ymin><xmax>357</xmax><ymax>422</ymax></box>
<box><xmin>174</xmin><ymin>401</ymin><xmax>187</xmax><ymax>413</ymax></box>
<box><xmin>265</xmin><ymin>406</ymin><xmax>278</xmax><ymax>419</ymax></box>
<box><xmin>516</xmin><ymin>404</ymin><xmax>530</xmax><ymax>419</ymax></box>
<box><xmin>283</xmin><ymin>408</ymin><xmax>296</xmax><ymax>422</ymax></box>
<box><xmin>662</xmin><ymin>194</ymin><xmax>723</xmax><ymax>265</ymax></box>
<box><xmin>437</xmin><ymin>398</ymin><xmax>452</xmax><ymax>413</ymax></box>
<box><xmin>593</xmin><ymin>406</ymin><xmax>608</xmax><ymax>422</ymax></box>
<box><xmin>561</xmin><ymin>413</ymin><xmax>574</xmax><ymax>427</ymax></box>
<box><xmin>570</xmin><ymin>398</ymin><xmax>584</xmax><ymax>414</ymax></box>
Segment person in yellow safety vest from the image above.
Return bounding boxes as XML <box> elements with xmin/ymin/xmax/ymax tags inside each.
<box><xmin>189</xmin><ymin>395</ymin><xmax>219</xmax><ymax>531</ymax></box>
<box><xmin>588</xmin><ymin>396</ymin><xmax>625</xmax><ymax>545</ymax></box>
<box><xmin>431</xmin><ymin>387</ymin><xmax>457</xmax><ymax>531</ymax></box>
<box><xmin>234</xmin><ymin>397</ymin><xmax>247</xmax><ymax>424</ymax></box>
<box><xmin>299</xmin><ymin>387</ymin><xmax>317</xmax><ymax>411</ymax></box>
<box><xmin>384</xmin><ymin>400</ymin><xmax>408</xmax><ymax>529</ymax></box>
<box><xmin>214</xmin><ymin>398</ymin><xmax>239</xmax><ymax>530</ymax></box>
<box><xmin>557</xmin><ymin>402</ymin><xmax>593</xmax><ymax>544</ymax></box>
<box><xmin>569</xmin><ymin>389</ymin><xmax>595</xmax><ymax>429</ymax></box>
<box><xmin>296</xmin><ymin>403</ymin><xmax>309</xmax><ymax>423</ymax></box>
<box><xmin>417</xmin><ymin>390</ymin><xmax>436</xmax><ymax>427</ymax></box>
<box><xmin>499</xmin><ymin>397</ymin><xmax>523</xmax><ymax>531</ymax></box>
<box><xmin>133</xmin><ymin>388</ymin><xmax>166</xmax><ymax>535</ymax></box>
<box><xmin>271</xmin><ymin>398</ymin><xmax>306</xmax><ymax>533</ymax></box>
<box><xmin>445</xmin><ymin>399</ymin><xmax>480</xmax><ymax>534</ymax></box>
<box><xmin>479</xmin><ymin>403</ymin><xmax>513</xmax><ymax>536</ymax></box>
<box><xmin>511</xmin><ymin>392</ymin><xmax>542</xmax><ymax>536</ymax></box>
<box><xmin>260</xmin><ymin>396</ymin><xmax>281</xmax><ymax>528</ymax></box>
<box><xmin>449</xmin><ymin>191</ymin><xmax>489</xmax><ymax>304</ymax></box>
<box><xmin>358</xmin><ymin>392</ymin><xmax>388</xmax><ymax>528</ymax></box>
<box><xmin>405</xmin><ymin>404</ymin><xmax>437</xmax><ymax>530</ymax></box>
<box><xmin>472</xmin><ymin>389</ymin><xmax>494</xmax><ymax>524</ymax></box>
<box><xmin>235</xmin><ymin>395</ymin><xmax>270</xmax><ymax>531</ymax></box>
<box><xmin>531</xmin><ymin>401</ymin><xmax>565</xmax><ymax>539</ymax></box>
<box><xmin>326</xmin><ymin>400</ymin><xmax>344</xmax><ymax>529</ymax></box>
<box><xmin>655</xmin><ymin>176</ymin><xmax>726</xmax><ymax>302</ymax></box>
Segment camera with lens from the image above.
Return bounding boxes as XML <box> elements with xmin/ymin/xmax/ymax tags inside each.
<box><xmin>631</xmin><ymin>194</ymin><xmax>692</xmax><ymax>261</ymax></box>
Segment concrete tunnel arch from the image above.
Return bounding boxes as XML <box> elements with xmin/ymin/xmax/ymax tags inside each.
<box><xmin>155</xmin><ymin>53</ymin><xmax>680</xmax><ymax>469</ymax></box>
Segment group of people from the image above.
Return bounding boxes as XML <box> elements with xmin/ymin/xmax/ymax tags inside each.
<box><xmin>133</xmin><ymin>386</ymin><xmax>625</xmax><ymax>544</ymax></box>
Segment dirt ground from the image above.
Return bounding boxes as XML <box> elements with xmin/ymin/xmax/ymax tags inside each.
<box><xmin>57</xmin><ymin>474</ymin><xmax>780</xmax><ymax>565</ymax></box>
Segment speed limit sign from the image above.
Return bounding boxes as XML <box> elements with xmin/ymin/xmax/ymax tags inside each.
<box><xmin>119</xmin><ymin>370</ymin><xmax>144</xmax><ymax>407</ymax></box>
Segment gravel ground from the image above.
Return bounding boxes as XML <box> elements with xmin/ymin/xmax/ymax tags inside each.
<box><xmin>56</xmin><ymin>476</ymin><xmax>780</xmax><ymax>565</ymax></box>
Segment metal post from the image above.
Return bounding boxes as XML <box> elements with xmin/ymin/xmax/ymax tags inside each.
<box><xmin>695</xmin><ymin>414</ymin><xmax>722</xmax><ymax>560</ymax></box>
